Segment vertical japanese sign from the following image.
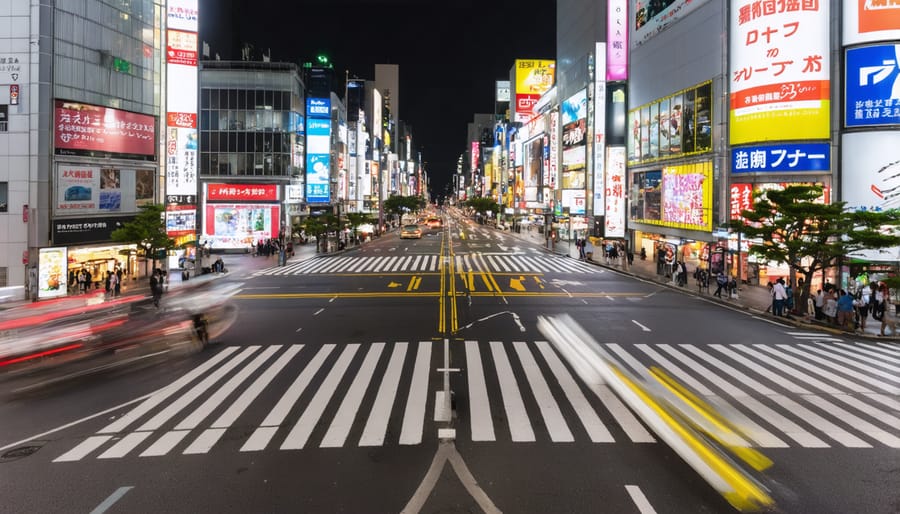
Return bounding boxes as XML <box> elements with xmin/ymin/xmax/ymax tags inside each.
<box><xmin>606</xmin><ymin>0</ymin><xmax>627</xmax><ymax>80</ymax></box>
<box><xmin>604</xmin><ymin>147</ymin><xmax>626</xmax><ymax>238</ymax></box>
<box><xmin>166</xmin><ymin>0</ymin><xmax>198</xmax><ymax>219</ymax></box>
<box><xmin>514</xmin><ymin>59</ymin><xmax>556</xmax><ymax>123</ymax></box>
<box><xmin>549</xmin><ymin>110</ymin><xmax>559</xmax><ymax>190</ymax></box>
<box><xmin>594</xmin><ymin>42</ymin><xmax>607</xmax><ymax>216</ymax></box>
<box><xmin>729</xmin><ymin>0</ymin><xmax>830</xmax><ymax>145</ymax></box>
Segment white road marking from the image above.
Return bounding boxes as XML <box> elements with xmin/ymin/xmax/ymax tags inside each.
<box><xmin>631</xmin><ymin>320</ymin><xmax>651</xmax><ymax>332</ymax></box>
<box><xmin>625</xmin><ymin>485</ymin><xmax>657</xmax><ymax>514</ymax></box>
<box><xmin>359</xmin><ymin>343</ymin><xmax>408</xmax><ymax>446</ymax></box>
<box><xmin>465</xmin><ymin>341</ymin><xmax>495</xmax><ymax>441</ymax></box>
<box><xmin>313</xmin><ymin>308</ymin><xmax>324</xmax><ymax>315</ymax></box>
<box><xmin>490</xmin><ymin>341</ymin><xmax>535</xmax><ymax>442</ymax></box>
<box><xmin>399</xmin><ymin>341</ymin><xmax>432</xmax><ymax>445</ymax></box>
<box><xmin>89</xmin><ymin>486</ymin><xmax>134</xmax><ymax>514</ymax></box>
<box><xmin>53</xmin><ymin>435</ymin><xmax>113</xmax><ymax>462</ymax></box>
<box><xmin>320</xmin><ymin>343</ymin><xmax>385</xmax><ymax>448</ymax></box>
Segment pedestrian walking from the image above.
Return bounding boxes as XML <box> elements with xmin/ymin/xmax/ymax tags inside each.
<box><xmin>713</xmin><ymin>273</ymin><xmax>728</xmax><ymax>297</ymax></box>
<box><xmin>150</xmin><ymin>268</ymin><xmax>164</xmax><ymax>307</ymax></box>
<box><xmin>814</xmin><ymin>289</ymin><xmax>824</xmax><ymax>320</ymax></box>
<box><xmin>108</xmin><ymin>270</ymin><xmax>119</xmax><ymax>299</ymax></box>
<box><xmin>836</xmin><ymin>289</ymin><xmax>855</xmax><ymax>329</ymax></box>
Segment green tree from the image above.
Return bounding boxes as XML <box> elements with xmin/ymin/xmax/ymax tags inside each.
<box><xmin>110</xmin><ymin>204</ymin><xmax>176</xmax><ymax>273</ymax></box>
<box><xmin>464</xmin><ymin>197</ymin><xmax>500</xmax><ymax>219</ymax></box>
<box><xmin>300</xmin><ymin>213</ymin><xmax>340</xmax><ymax>252</ymax></box>
<box><xmin>728</xmin><ymin>184</ymin><xmax>900</xmax><ymax>311</ymax></box>
<box><xmin>382</xmin><ymin>195</ymin><xmax>425</xmax><ymax>227</ymax></box>
<box><xmin>346</xmin><ymin>212</ymin><xmax>373</xmax><ymax>243</ymax></box>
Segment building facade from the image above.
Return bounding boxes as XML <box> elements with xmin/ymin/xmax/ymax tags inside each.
<box><xmin>2</xmin><ymin>0</ymin><xmax>168</xmax><ymax>300</ymax></box>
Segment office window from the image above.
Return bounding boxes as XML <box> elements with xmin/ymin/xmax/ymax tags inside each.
<box><xmin>0</xmin><ymin>182</ymin><xmax>7</xmax><ymax>212</ymax></box>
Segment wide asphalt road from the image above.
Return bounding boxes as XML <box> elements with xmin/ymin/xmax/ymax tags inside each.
<box><xmin>1</xmin><ymin>209</ymin><xmax>898</xmax><ymax>513</ymax></box>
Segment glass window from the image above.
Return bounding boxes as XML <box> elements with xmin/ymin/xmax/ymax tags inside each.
<box><xmin>228</xmin><ymin>89</ymin><xmax>238</xmax><ymax>109</ymax></box>
<box><xmin>218</xmin><ymin>111</ymin><xmax>229</xmax><ymax>131</ymax></box>
<box><xmin>209</xmin><ymin>153</ymin><xmax>219</xmax><ymax>176</ymax></box>
<box><xmin>228</xmin><ymin>132</ymin><xmax>239</xmax><ymax>153</ymax></box>
<box><xmin>210</xmin><ymin>89</ymin><xmax>220</xmax><ymax>109</ymax></box>
<box><xmin>236</xmin><ymin>132</ymin><xmax>246</xmax><ymax>153</ymax></box>
<box><xmin>1</xmin><ymin>182</ymin><xmax>9</xmax><ymax>212</ymax></box>
<box><xmin>265</xmin><ymin>90</ymin><xmax>274</xmax><ymax>109</ymax></box>
<box><xmin>200</xmin><ymin>131</ymin><xmax>210</xmax><ymax>152</ymax></box>
<box><xmin>201</xmin><ymin>89</ymin><xmax>210</xmax><ymax>109</ymax></box>
<box><xmin>234</xmin><ymin>110</ymin><xmax>245</xmax><ymax>130</ymax></box>
<box><xmin>236</xmin><ymin>154</ymin><xmax>247</xmax><ymax>175</ymax></box>
<box><xmin>237</xmin><ymin>89</ymin><xmax>246</xmax><ymax>110</ymax></box>
<box><xmin>261</xmin><ymin>111</ymin><xmax>273</xmax><ymax>130</ymax></box>
<box><xmin>255</xmin><ymin>133</ymin><xmax>265</xmax><ymax>153</ymax></box>
<box><xmin>254</xmin><ymin>153</ymin><xmax>264</xmax><ymax>175</ymax></box>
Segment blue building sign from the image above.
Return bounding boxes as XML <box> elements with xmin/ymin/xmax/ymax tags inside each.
<box><xmin>845</xmin><ymin>44</ymin><xmax>900</xmax><ymax>128</ymax></box>
<box><xmin>731</xmin><ymin>143</ymin><xmax>830</xmax><ymax>173</ymax></box>
<box><xmin>305</xmin><ymin>97</ymin><xmax>332</xmax><ymax>204</ymax></box>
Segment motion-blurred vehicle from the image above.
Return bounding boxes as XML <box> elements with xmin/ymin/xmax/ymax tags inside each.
<box><xmin>426</xmin><ymin>217</ymin><xmax>442</xmax><ymax>229</ymax></box>
<box><xmin>0</xmin><ymin>278</ymin><xmax>240</xmax><ymax>395</ymax></box>
<box><xmin>400</xmin><ymin>224</ymin><xmax>422</xmax><ymax>239</ymax></box>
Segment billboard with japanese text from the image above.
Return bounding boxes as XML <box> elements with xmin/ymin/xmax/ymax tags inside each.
<box><xmin>207</xmin><ymin>183</ymin><xmax>279</xmax><ymax>202</ymax></box>
<box><xmin>844</xmin><ymin>44</ymin><xmax>900</xmax><ymax>128</ymax></box>
<box><xmin>607</xmin><ymin>0</ymin><xmax>627</xmax><ymax>80</ymax></box>
<box><xmin>54</xmin><ymin>100</ymin><xmax>155</xmax><ymax>158</ymax></box>
<box><xmin>166</xmin><ymin>0</ymin><xmax>198</xmax><ymax>219</ymax></box>
<box><xmin>729</xmin><ymin>0</ymin><xmax>830</xmax><ymax>145</ymax></box>
<box><xmin>729</xmin><ymin>181</ymin><xmax>830</xmax><ymax>220</ymax></box>
<box><xmin>203</xmin><ymin>203</ymin><xmax>281</xmax><ymax>250</ymax></box>
<box><xmin>594</xmin><ymin>43</ymin><xmax>608</xmax><ymax>216</ymax></box>
<box><xmin>514</xmin><ymin>59</ymin><xmax>556</xmax><ymax>123</ymax></box>
<box><xmin>731</xmin><ymin>142</ymin><xmax>830</xmax><ymax>173</ymax></box>
<box><xmin>627</xmin><ymin>81</ymin><xmax>711</xmax><ymax>165</ymax></box>
<box><xmin>604</xmin><ymin>147</ymin><xmax>627</xmax><ymax>237</ymax></box>
<box><xmin>842</xmin><ymin>0</ymin><xmax>900</xmax><ymax>45</ymax></box>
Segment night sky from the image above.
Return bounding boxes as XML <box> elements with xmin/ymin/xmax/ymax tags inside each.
<box><xmin>199</xmin><ymin>0</ymin><xmax>557</xmax><ymax>196</ymax></box>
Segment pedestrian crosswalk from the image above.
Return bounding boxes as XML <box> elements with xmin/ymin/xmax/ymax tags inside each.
<box><xmin>252</xmin><ymin>253</ymin><xmax>600</xmax><ymax>276</ymax></box>
<box><xmin>53</xmin><ymin>338</ymin><xmax>900</xmax><ymax>462</ymax></box>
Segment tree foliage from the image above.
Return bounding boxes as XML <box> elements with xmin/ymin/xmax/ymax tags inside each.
<box><xmin>382</xmin><ymin>195</ymin><xmax>425</xmax><ymax>217</ymax></box>
<box><xmin>110</xmin><ymin>204</ymin><xmax>176</xmax><ymax>269</ymax></box>
<box><xmin>299</xmin><ymin>213</ymin><xmax>341</xmax><ymax>252</ymax></box>
<box><xmin>464</xmin><ymin>197</ymin><xmax>500</xmax><ymax>216</ymax></box>
<box><xmin>346</xmin><ymin>212</ymin><xmax>374</xmax><ymax>231</ymax></box>
<box><xmin>727</xmin><ymin>184</ymin><xmax>900</xmax><ymax>308</ymax></box>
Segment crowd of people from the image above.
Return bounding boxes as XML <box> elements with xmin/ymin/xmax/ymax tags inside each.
<box><xmin>812</xmin><ymin>281</ymin><xmax>895</xmax><ymax>336</ymax></box>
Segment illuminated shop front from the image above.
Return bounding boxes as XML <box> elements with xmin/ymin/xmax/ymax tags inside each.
<box><xmin>201</xmin><ymin>183</ymin><xmax>281</xmax><ymax>251</ymax></box>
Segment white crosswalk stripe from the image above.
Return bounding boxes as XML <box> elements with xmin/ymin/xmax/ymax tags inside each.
<box><xmin>252</xmin><ymin>253</ymin><xmax>599</xmax><ymax>276</ymax></box>
<box><xmin>52</xmin><ymin>340</ymin><xmax>900</xmax><ymax>462</ymax></box>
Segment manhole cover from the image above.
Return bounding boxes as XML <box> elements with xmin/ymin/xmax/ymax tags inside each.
<box><xmin>1</xmin><ymin>443</ymin><xmax>44</xmax><ymax>461</ymax></box>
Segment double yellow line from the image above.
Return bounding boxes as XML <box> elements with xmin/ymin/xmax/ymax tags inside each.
<box><xmin>438</xmin><ymin>226</ymin><xmax>458</xmax><ymax>334</ymax></box>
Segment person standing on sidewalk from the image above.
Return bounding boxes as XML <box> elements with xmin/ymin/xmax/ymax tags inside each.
<box><xmin>836</xmin><ymin>289</ymin><xmax>855</xmax><ymax>329</ymax></box>
<box><xmin>150</xmin><ymin>268</ymin><xmax>164</xmax><ymax>307</ymax></box>
<box><xmin>714</xmin><ymin>273</ymin><xmax>728</xmax><ymax>298</ymax></box>
<box><xmin>772</xmin><ymin>279</ymin><xmax>788</xmax><ymax>316</ymax></box>
<box><xmin>814</xmin><ymin>289</ymin><xmax>825</xmax><ymax>320</ymax></box>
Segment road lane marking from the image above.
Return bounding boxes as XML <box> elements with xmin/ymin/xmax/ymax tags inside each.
<box><xmin>313</xmin><ymin>308</ymin><xmax>324</xmax><ymax>315</ymax></box>
<box><xmin>490</xmin><ymin>341</ymin><xmax>535</xmax><ymax>442</ymax></box>
<box><xmin>241</xmin><ymin>345</ymin><xmax>335</xmax><ymax>452</ymax></box>
<box><xmin>399</xmin><ymin>342</ymin><xmax>432</xmax><ymax>445</ymax></box>
<box><xmin>139</xmin><ymin>430</ymin><xmax>189</xmax><ymax>457</ymax></box>
<box><xmin>53</xmin><ymin>435</ymin><xmax>113</xmax><ymax>462</ymax></box>
<box><xmin>89</xmin><ymin>486</ymin><xmax>134</xmax><ymax>514</ymax></box>
<box><xmin>632</xmin><ymin>320</ymin><xmax>652</xmax><ymax>332</ymax></box>
<box><xmin>282</xmin><ymin>344</ymin><xmax>360</xmax><ymax>450</ymax></box>
<box><xmin>513</xmin><ymin>341</ymin><xmax>573</xmax><ymax>442</ymax></box>
<box><xmin>535</xmin><ymin>340</ymin><xmax>614</xmax><ymax>443</ymax></box>
<box><xmin>625</xmin><ymin>485</ymin><xmax>657</xmax><ymax>514</ymax></box>
<box><xmin>97</xmin><ymin>431</ymin><xmax>152</xmax><ymax>459</ymax></box>
<box><xmin>465</xmin><ymin>341</ymin><xmax>495</xmax><ymax>441</ymax></box>
<box><xmin>358</xmin><ymin>343</ymin><xmax>408</xmax><ymax>447</ymax></box>
<box><xmin>320</xmin><ymin>343</ymin><xmax>385</xmax><ymax>448</ymax></box>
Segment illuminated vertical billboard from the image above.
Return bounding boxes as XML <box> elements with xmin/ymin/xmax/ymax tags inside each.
<box><xmin>844</xmin><ymin>44</ymin><xmax>900</xmax><ymax>128</ymax></box>
<box><xmin>166</xmin><ymin>0</ymin><xmax>198</xmax><ymax>213</ymax></box>
<box><xmin>306</xmin><ymin>98</ymin><xmax>332</xmax><ymax>204</ymax></box>
<box><xmin>729</xmin><ymin>1</ymin><xmax>830</xmax><ymax>145</ymax></box>
<box><xmin>843</xmin><ymin>0</ymin><xmax>900</xmax><ymax>45</ymax></box>
<box><xmin>594</xmin><ymin>43</ymin><xmax>607</xmax><ymax>216</ymax></box>
<box><xmin>514</xmin><ymin>59</ymin><xmax>556</xmax><ymax>123</ymax></box>
<box><xmin>606</xmin><ymin>0</ymin><xmax>627</xmax><ymax>80</ymax></box>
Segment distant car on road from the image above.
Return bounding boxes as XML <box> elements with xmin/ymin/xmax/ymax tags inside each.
<box><xmin>426</xmin><ymin>217</ymin><xmax>442</xmax><ymax>229</ymax></box>
<box><xmin>400</xmin><ymin>224</ymin><xmax>422</xmax><ymax>239</ymax></box>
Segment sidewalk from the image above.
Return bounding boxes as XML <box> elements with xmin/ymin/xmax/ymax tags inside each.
<box><xmin>502</xmin><ymin>224</ymin><xmax>897</xmax><ymax>341</ymax></box>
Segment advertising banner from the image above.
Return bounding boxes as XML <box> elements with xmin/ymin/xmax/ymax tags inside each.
<box><xmin>842</xmin><ymin>0</ymin><xmax>900</xmax><ymax>45</ymax></box>
<box><xmin>166</xmin><ymin>29</ymin><xmax>198</xmax><ymax>67</ymax></box>
<box><xmin>548</xmin><ymin>111</ymin><xmax>558</xmax><ymax>189</ymax></box>
<box><xmin>633</xmin><ymin>0</ymin><xmax>711</xmax><ymax>47</ymax></box>
<box><xmin>594</xmin><ymin>43</ymin><xmax>608</xmax><ymax>216</ymax></box>
<box><xmin>165</xmin><ymin>126</ymin><xmax>197</xmax><ymax>199</ymax></box>
<box><xmin>166</xmin><ymin>0</ymin><xmax>198</xmax><ymax>32</ymax></box>
<box><xmin>607</xmin><ymin>0</ymin><xmax>628</xmax><ymax>80</ymax></box>
<box><xmin>56</xmin><ymin>165</ymin><xmax>151</xmax><ymax>215</ymax></box>
<box><xmin>514</xmin><ymin>59</ymin><xmax>556</xmax><ymax>123</ymax></box>
<box><xmin>628</xmin><ymin>81</ymin><xmax>711</xmax><ymax>165</ymax></box>
<box><xmin>630</xmin><ymin>161</ymin><xmax>712</xmax><ymax>232</ymax></box>
<box><xmin>38</xmin><ymin>247</ymin><xmax>67</xmax><ymax>299</ymax></box>
<box><xmin>561</xmin><ymin>189</ymin><xmax>585</xmax><ymax>215</ymax></box>
<box><xmin>204</xmin><ymin>203</ymin><xmax>280</xmax><ymax>249</ymax></box>
<box><xmin>841</xmin><ymin>131</ymin><xmax>900</xmax><ymax>212</ymax></box>
<box><xmin>54</xmin><ymin>100</ymin><xmax>155</xmax><ymax>158</ymax></box>
<box><xmin>729</xmin><ymin>0</ymin><xmax>830</xmax><ymax>145</ymax></box>
<box><xmin>730</xmin><ymin>181</ymin><xmax>830</xmax><ymax>220</ymax></box>
<box><xmin>165</xmin><ymin>205</ymin><xmax>196</xmax><ymax>237</ymax></box>
<box><xmin>845</xmin><ymin>44</ymin><xmax>900</xmax><ymax>128</ymax></box>
<box><xmin>207</xmin><ymin>183</ymin><xmax>278</xmax><ymax>201</ymax></box>
<box><xmin>52</xmin><ymin>215</ymin><xmax>135</xmax><ymax>245</ymax></box>
<box><xmin>604</xmin><ymin>147</ymin><xmax>626</xmax><ymax>238</ymax></box>
<box><xmin>731</xmin><ymin>142</ymin><xmax>830</xmax><ymax>173</ymax></box>
<box><xmin>306</xmin><ymin>98</ymin><xmax>331</xmax><ymax>204</ymax></box>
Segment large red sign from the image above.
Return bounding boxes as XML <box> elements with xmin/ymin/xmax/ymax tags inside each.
<box><xmin>54</xmin><ymin>100</ymin><xmax>155</xmax><ymax>156</ymax></box>
<box><xmin>166</xmin><ymin>112</ymin><xmax>197</xmax><ymax>128</ymax></box>
<box><xmin>167</xmin><ymin>29</ymin><xmax>198</xmax><ymax>66</ymax></box>
<box><xmin>207</xmin><ymin>183</ymin><xmax>279</xmax><ymax>201</ymax></box>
